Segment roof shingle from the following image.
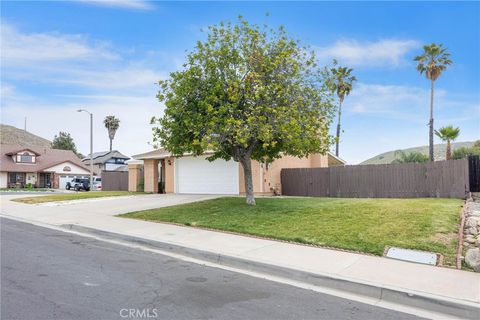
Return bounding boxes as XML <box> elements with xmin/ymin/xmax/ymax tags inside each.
<box><xmin>0</xmin><ymin>144</ymin><xmax>91</xmax><ymax>173</ymax></box>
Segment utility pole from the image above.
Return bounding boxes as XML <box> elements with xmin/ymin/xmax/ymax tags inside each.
<box><xmin>77</xmin><ymin>109</ymin><xmax>94</xmax><ymax>190</ymax></box>
<box><xmin>24</xmin><ymin>117</ymin><xmax>27</xmax><ymax>131</ymax></box>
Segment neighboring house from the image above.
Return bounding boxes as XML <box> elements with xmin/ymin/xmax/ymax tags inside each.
<box><xmin>0</xmin><ymin>144</ymin><xmax>92</xmax><ymax>189</ymax></box>
<box><xmin>82</xmin><ymin>150</ymin><xmax>130</xmax><ymax>172</ymax></box>
<box><xmin>129</xmin><ymin>148</ymin><xmax>345</xmax><ymax>194</ymax></box>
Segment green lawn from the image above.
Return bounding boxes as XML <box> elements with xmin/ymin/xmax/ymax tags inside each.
<box><xmin>120</xmin><ymin>197</ymin><xmax>462</xmax><ymax>266</ymax></box>
<box><xmin>12</xmin><ymin>191</ymin><xmax>143</xmax><ymax>204</ymax></box>
<box><xmin>0</xmin><ymin>188</ymin><xmax>54</xmax><ymax>192</ymax></box>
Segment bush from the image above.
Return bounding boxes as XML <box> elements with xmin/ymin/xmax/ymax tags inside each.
<box><xmin>137</xmin><ymin>179</ymin><xmax>144</xmax><ymax>192</ymax></box>
<box><xmin>25</xmin><ymin>183</ymin><xmax>33</xmax><ymax>189</ymax></box>
<box><xmin>452</xmin><ymin>141</ymin><xmax>480</xmax><ymax>160</ymax></box>
<box><xmin>392</xmin><ymin>150</ymin><xmax>429</xmax><ymax>163</ymax></box>
<box><xmin>158</xmin><ymin>181</ymin><xmax>165</xmax><ymax>194</ymax></box>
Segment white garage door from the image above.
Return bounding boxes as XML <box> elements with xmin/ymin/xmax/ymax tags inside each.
<box><xmin>175</xmin><ymin>156</ymin><xmax>239</xmax><ymax>194</ymax></box>
<box><xmin>59</xmin><ymin>175</ymin><xmax>88</xmax><ymax>189</ymax></box>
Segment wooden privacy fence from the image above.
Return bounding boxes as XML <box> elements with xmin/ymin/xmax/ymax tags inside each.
<box><xmin>281</xmin><ymin>159</ymin><xmax>470</xmax><ymax>199</ymax></box>
<box><xmin>101</xmin><ymin>171</ymin><xmax>128</xmax><ymax>191</ymax></box>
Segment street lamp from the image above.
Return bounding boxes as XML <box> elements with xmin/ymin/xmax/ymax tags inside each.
<box><xmin>77</xmin><ymin>109</ymin><xmax>94</xmax><ymax>191</ymax></box>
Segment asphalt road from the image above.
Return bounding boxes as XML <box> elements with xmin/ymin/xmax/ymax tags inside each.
<box><xmin>1</xmin><ymin>218</ymin><xmax>423</xmax><ymax>320</ymax></box>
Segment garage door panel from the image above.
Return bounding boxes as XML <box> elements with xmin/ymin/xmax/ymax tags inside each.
<box><xmin>59</xmin><ymin>175</ymin><xmax>88</xmax><ymax>189</ymax></box>
<box><xmin>176</xmin><ymin>156</ymin><xmax>239</xmax><ymax>194</ymax></box>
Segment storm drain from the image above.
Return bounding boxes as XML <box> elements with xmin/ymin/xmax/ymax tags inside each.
<box><xmin>385</xmin><ymin>247</ymin><xmax>438</xmax><ymax>265</ymax></box>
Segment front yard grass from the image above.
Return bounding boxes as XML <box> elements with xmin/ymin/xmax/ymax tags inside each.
<box><xmin>12</xmin><ymin>191</ymin><xmax>142</xmax><ymax>204</ymax></box>
<box><xmin>120</xmin><ymin>197</ymin><xmax>462</xmax><ymax>266</ymax></box>
<box><xmin>0</xmin><ymin>188</ymin><xmax>54</xmax><ymax>192</ymax></box>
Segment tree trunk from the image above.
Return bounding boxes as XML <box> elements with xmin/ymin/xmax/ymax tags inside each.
<box><xmin>109</xmin><ymin>139</ymin><xmax>112</xmax><ymax>152</ymax></box>
<box><xmin>429</xmin><ymin>80</ymin><xmax>435</xmax><ymax>162</ymax></box>
<box><xmin>446</xmin><ymin>140</ymin><xmax>451</xmax><ymax>160</ymax></box>
<box><xmin>240</xmin><ymin>157</ymin><xmax>256</xmax><ymax>205</ymax></box>
<box><xmin>335</xmin><ymin>98</ymin><xmax>343</xmax><ymax>157</ymax></box>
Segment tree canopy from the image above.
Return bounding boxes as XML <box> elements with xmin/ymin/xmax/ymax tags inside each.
<box><xmin>435</xmin><ymin>125</ymin><xmax>460</xmax><ymax>160</ymax></box>
<box><xmin>52</xmin><ymin>131</ymin><xmax>82</xmax><ymax>158</ymax></box>
<box><xmin>414</xmin><ymin>43</ymin><xmax>452</xmax><ymax>81</ymax></box>
<box><xmin>104</xmin><ymin>115</ymin><xmax>120</xmax><ymax>151</ymax></box>
<box><xmin>152</xmin><ymin>17</ymin><xmax>335</xmax><ymax>204</ymax></box>
<box><xmin>323</xmin><ymin>59</ymin><xmax>356</xmax><ymax>157</ymax></box>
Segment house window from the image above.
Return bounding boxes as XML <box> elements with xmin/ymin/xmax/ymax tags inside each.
<box><xmin>8</xmin><ymin>172</ymin><xmax>25</xmax><ymax>185</ymax></box>
<box><xmin>19</xmin><ymin>152</ymin><xmax>33</xmax><ymax>163</ymax></box>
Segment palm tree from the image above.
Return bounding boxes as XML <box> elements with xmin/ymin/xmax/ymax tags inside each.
<box><xmin>326</xmin><ymin>60</ymin><xmax>356</xmax><ymax>157</ymax></box>
<box><xmin>414</xmin><ymin>43</ymin><xmax>453</xmax><ymax>162</ymax></box>
<box><xmin>435</xmin><ymin>125</ymin><xmax>460</xmax><ymax>160</ymax></box>
<box><xmin>103</xmin><ymin>115</ymin><xmax>120</xmax><ymax>151</ymax></box>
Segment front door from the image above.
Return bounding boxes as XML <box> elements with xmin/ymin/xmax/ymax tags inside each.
<box><xmin>39</xmin><ymin>173</ymin><xmax>52</xmax><ymax>188</ymax></box>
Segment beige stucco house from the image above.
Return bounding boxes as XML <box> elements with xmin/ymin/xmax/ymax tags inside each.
<box><xmin>128</xmin><ymin>148</ymin><xmax>345</xmax><ymax>195</ymax></box>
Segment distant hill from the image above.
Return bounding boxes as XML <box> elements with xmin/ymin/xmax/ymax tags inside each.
<box><xmin>0</xmin><ymin>124</ymin><xmax>52</xmax><ymax>148</ymax></box>
<box><xmin>361</xmin><ymin>141</ymin><xmax>476</xmax><ymax>165</ymax></box>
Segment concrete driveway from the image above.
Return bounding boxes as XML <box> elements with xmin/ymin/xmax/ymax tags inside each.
<box><xmin>0</xmin><ymin>193</ymin><xmax>221</xmax><ymax>226</ymax></box>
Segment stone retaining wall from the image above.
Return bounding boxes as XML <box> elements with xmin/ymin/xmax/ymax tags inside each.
<box><xmin>464</xmin><ymin>194</ymin><xmax>480</xmax><ymax>272</ymax></box>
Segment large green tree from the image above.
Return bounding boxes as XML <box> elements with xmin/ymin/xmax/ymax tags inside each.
<box><xmin>51</xmin><ymin>131</ymin><xmax>82</xmax><ymax>158</ymax></box>
<box><xmin>434</xmin><ymin>125</ymin><xmax>460</xmax><ymax>160</ymax></box>
<box><xmin>152</xmin><ymin>18</ymin><xmax>335</xmax><ymax>205</ymax></box>
<box><xmin>324</xmin><ymin>60</ymin><xmax>356</xmax><ymax>158</ymax></box>
<box><xmin>104</xmin><ymin>115</ymin><xmax>120</xmax><ymax>151</ymax></box>
<box><xmin>414</xmin><ymin>43</ymin><xmax>452</xmax><ymax>162</ymax></box>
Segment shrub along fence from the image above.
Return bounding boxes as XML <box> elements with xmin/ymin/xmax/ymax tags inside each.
<box><xmin>281</xmin><ymin>158</ymin><xmax>471</xmax><ymax>199</ymax></box>
<box><xmin>101</xmin><ymin>171</ymin><xmax>128</xmax><ymax>191</ymax></box>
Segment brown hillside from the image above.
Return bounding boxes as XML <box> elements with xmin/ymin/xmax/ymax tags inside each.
<box><xmin>0</xmin><ymin>124</ymin><xmax>52</xmax><ymax>148</ymax></box>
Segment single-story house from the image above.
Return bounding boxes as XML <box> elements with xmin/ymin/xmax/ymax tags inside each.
<box><xmin>82</xmin><ymin>150</ymin><xmax>130</xmax><ymax>172</ymax></box>
<box><xmin>0</xmin><ymin>144</ymin><xmax>92</xmax><ymax>189</ymax></box>
<box><xmin>128</xmin><ymin>148</ymin><xmax>345</xmax><ymax>194</ymax></box>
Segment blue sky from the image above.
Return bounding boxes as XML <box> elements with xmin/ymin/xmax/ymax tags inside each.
<box><xmin>1</xmin><ymin>0</ymin><xmax>479</xmax><ymax>163</ymax></box>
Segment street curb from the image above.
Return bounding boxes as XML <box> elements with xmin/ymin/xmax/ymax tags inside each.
<box><xmin>61</xmin><ymin>224</ymin><xmax>480</xmax><ymax>320</ymax></box>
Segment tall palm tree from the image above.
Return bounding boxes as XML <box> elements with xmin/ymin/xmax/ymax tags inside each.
<box><xmin>326</xmin><ymin>60</ymin><xmax>356</xmax><ymax>157</ymax></box>
<box><xmin>103</xmin><ymin>115</ymin><xmax>120</xmax><ymax>151</ymax></box>
<box><xmin>414</xmin><ymin>43</ymin><xmax>453</xmax><ymax>161</ymax></box>
<box><xmin>435</xmin><ymin>125</ymin><xmax>460</xmax><ymax>160</ymax></box>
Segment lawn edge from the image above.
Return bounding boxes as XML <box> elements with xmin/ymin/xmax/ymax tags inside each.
<box><xmin>118</xmin><ymin>213</ymin><xmax>461</xmax><ymax>269</ymax></box>
<box><xmin>11</xmin><ymin>192</ymin><xmax>145</xmax><ymax>204</ymax></box>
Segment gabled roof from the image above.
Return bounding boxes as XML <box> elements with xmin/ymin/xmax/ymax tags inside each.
<box><xmin>82</xmin><ymin>150</ymin><xmax>130</xmax><ymax>164</ymax></box>
<box><xmin>0</xmin><ymin>144</ymin><xmax>91</xmax><ymax>173</ymax></box>
<box><xmin>327</xmin><ymin>152</ymin><xmax>347</xmax><ymax>165</ymax></box>
<box><xmin>5</xmin><ymin>148</ymin><xmax>41</xmax><ymax>156</ymax></box>
<box><xmin>132</xmin><ymin>148</ymin><xmax>171</xmax><ymax>160</ymax></box>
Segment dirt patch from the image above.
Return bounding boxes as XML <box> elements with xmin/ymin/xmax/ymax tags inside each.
<box><xmin>431</xmin><ymin>232</ymin><xmax>457</xmax><ymax>246</ymax></box>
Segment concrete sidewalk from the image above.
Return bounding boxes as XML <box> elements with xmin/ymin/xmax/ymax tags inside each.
<box><xmin>1</xmin><ymin>194</ymin><xmax>479</xmax><ymax>319</ymax></box>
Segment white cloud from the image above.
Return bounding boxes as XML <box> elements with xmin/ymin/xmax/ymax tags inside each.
<box><xmin>346</xmin><ymin>83</ymin><xmax>431</xmax><ymax>120</ymax></box>
<box><xmin>25</xmin><ymin>65</ymin><xmax>165</xmax><ymax>90</ymax></box>
<box><xmin>1</xmin><ymin>22</ymin><xmax>118</xmax><ymax>64</ymax></box>
<box><xmin>0</xmin><ymin>83</ymin><xmax>15</xmax><ymax>98</ymax></box>
<box><xmin>344</xmin><ymin>83</ymin><xmax>475</xmax><ymax>123</ymax></box>
<box><xmin>315</xmin><ymin>39</ymin><xmax>420</xmax><ymax>67</ymax></box>
<box><xmin>336</xmin><ymin>83</ymin><xmax>479</xmax><ymax>164</ymax></box>
<box><xmin>1</xmin><ymin>22</ymin><xmax>167</xmax><ymax>92</ymax></box>
<box><xmin>74</xmin><ymin>0</ymin><xmax>154</xmax><ymax>10</ymax></box>
<box><xmin>1</xmin><ymin>93</ymin><xmax>164</xmax><ymax>156</ymax></box>
<box><xmin>1</xmin><ymin>21</ymin><xmax>168</xmax><ymax>156</ymax></box>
